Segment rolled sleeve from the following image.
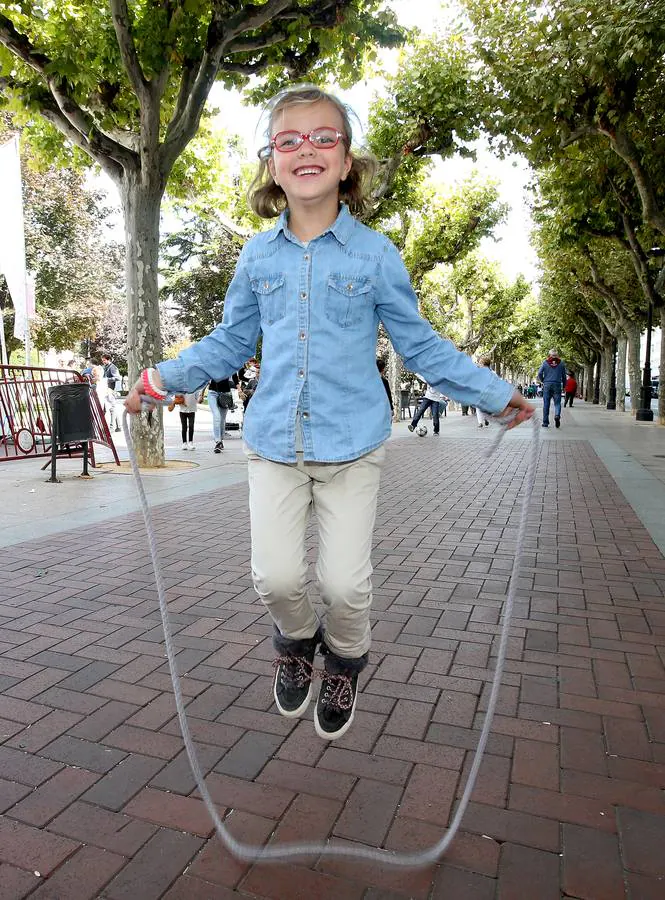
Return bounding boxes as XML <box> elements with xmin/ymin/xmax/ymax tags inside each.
<box><xmin>157</xmin><ymin>252</ymin><xmax>260</xmax><ymax>394</ymax></box>
<box><xmin>375</xmin><ymin>242</ymin><xmax>514</xmax><ymax>414</ymax></box>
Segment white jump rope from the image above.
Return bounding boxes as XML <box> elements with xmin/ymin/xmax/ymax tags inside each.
<box><xmin>123</xmin><ymin>403</ymin><xmax>538</xmax><ymax>867</ymax></box>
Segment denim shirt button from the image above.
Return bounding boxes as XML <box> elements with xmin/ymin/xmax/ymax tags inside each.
<box><xmin>299</xmin><ymin>332</ymin><xmax>306</xmax><ymax>340</ymax></box>
<box><xmin>300</xmin><ymin>291</ymin><xmax>307</xmax><ymax>300</ymax></box>
<box><xmin>303</xmin><ymin>412</ymin><xmax>309</xmax><ymax>419</ymax></box>
<box><xmin>298</xmin><ymin>369</ymin><xmax>304</xmax><ymax>377</ymax></box>
<box><xmin>304</xmin><ymin>254</ymin><xmax>310</xmax><ymax>261</ymax></box>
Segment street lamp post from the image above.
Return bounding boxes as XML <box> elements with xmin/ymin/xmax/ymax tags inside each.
<box><xmin>636</xmin><ymin>301</ymin><xmax>654</xmax><ymax>422</ymax></box>
<box><xmin>607</xmin><ymin>338</ymin><xmax>617</xmax><ymax>410</ymax></box>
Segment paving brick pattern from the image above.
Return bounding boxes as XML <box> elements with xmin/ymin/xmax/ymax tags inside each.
<box><xmin>1</xmin><ymin>436</ymin><xmax>665</xmax><ymax>898</ymax></box>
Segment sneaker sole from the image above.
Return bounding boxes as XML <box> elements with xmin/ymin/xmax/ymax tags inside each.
<box><xmin>313</xmin><ymin>690</ymin><xmax>358</xmax><ymax>741</ymax></box>
<box><xmin>273</xmin><ymin>676</ymin><xmax>313</xmax><ymax>718</ymax></box>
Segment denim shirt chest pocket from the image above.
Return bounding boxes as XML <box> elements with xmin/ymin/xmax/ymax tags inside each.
<box><xmin>325</xmin><ymin>273</ymin><xmax>373</xmax><ymax>328</ymax></box>
<box><xmin>250</xmin><ymin>273</ymin><xmax>286</xmax><ymax>325</ymax></box>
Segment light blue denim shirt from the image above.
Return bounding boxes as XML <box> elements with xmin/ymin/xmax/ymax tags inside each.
<box><xmin>157</xmin><ymin>205</ymin><xmax>514</xmax><ymax>463</ymax></box>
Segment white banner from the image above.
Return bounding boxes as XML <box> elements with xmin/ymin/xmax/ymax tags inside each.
<box><xmin>0</xmin><ymin>136</ymin><xmax>28</xmax><ymax>340</ymax></box>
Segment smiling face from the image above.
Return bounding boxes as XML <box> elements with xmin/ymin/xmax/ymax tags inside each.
<box><xmin>267</xmin><ymin>99</ymin><xmax>352</xmax><ymax>214</ymax></box>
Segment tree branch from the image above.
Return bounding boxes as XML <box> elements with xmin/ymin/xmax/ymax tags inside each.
<box><xmin>620</xmin><ymin>210</ymin><xmax>662</xmax><ymax>309</ymax></box>
<box><xmin>366</xmin><ymin>123</ymin><xmax>430</xmax><ymax>220</ymax></box>
<box><xmin>109</xmin><ymin>0</ymin><xmax>149</xmax><ymax>103</ymax></box>
<box><xmin>578</xmin><ymin>315</ymin><xmax>602</xmax><ymax>345</ymax></box>
<box><xmin>36</xmin><ymin>101</ymin><xmax>122</xmax><ymax>182</ymax></box>
<box><xmin>48</xmin><ymin>78</ymin><xmax>136</xmax><ymax>168</ymax></box>
<box><xmin>0</xmin><ymin>75</ymin><xmax>133</xmax><ymax>176</ymax></box>
<box><xmin>600</xmin><ymin>123</ymin><xmax>665</xmax><ymax>238</ymax></box>
<box><xmin>161</xmin><ymin>3</ymin><xmax>294</xmax><ymax>169</ymax></box>
<box><xmin>219</xmin><ymin>58</ymin><xmax>270</xmax><ymax>75</ymax></box>
<box><xmin>225</xmin><ymin>29</ymin><xmax>288</xmax><ymax>54</ymax></box>
<box><xmin>222</xmin><ymin>0</ymin><xmax>297</xmax><ymax>45</ymax></box>
<box><xmin>0</xmin><ymin>13</ymin><xmax>50</xmax><ymax>75</ymax></box>
<box><xmin>167</xmin><ymin>61</ymin><xmax>198</xmax><ymax>137</ymax></box>
<box><xmin>275</xmin><ymin>0</ymin><xmax>343</xmax><ymax>25</ymax></box>
<box><xmin>0</xmin><ymin>15</ymin><xmax>136</xmax><ymax>172</ymax></box>
<box><xmin>559</xmin><ymin>124</ymin><xmax>598</xmax><ymax>149</ymax></box>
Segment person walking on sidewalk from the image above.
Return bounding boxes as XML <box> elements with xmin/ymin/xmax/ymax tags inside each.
<box><xmin>207</xmin><ymin>377</ymin><xmax>235</xmax><ymax>452</ymax></box>
<box><xmin>564</xmin><ymin>371</ymin><xmax>577</xmax><ymax>408</ymax></box>
<box><xmin>169</xmin><ymin>392</ymin><xmax>200</xmax><ymax>450</ymax></box>
<box><xmin>125</xmin><ymin>85</ymin><xmax>532</xmax><ymax>742</ymax></box>
<box><xmin>408</xmin><ymin>383</ymin><xmax>446</xmax><ymax>435</ymax></box>
<box><xmin>475</xmin><ymin>357</ymin><xmax>492</xmax><ymax>428</ymax></box>
<box><xmin>101</xmin><ymin>353</ymin><xmax>122</xmax><ymax>432</ymax></box>
<box><xmin>537</xmin><ymin>348</ymin><xmax>567</xmax><ymax>428</ymax></box>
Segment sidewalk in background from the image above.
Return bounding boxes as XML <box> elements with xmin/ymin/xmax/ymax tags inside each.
<box><xmin>0</xmin><ymin>399</ymin><xmax>664</xmax><ymax>896</ymax></box>
<box><xmin>2</xmin><ymin>400</ymin><xmax>664</xmax><ymax>553</ymax></box>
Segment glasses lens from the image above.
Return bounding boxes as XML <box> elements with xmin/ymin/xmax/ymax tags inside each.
<box><xmin>274</xmin><ymin>131</ymin><xmax>303</xmax><ymax>151</ymax></box>
<box><xmin>310</xmin><ymin>128</ymin><xmax>340</xmax><ymax>147</ymax></box>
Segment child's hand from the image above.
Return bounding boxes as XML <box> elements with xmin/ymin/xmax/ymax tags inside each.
<box><xmin>496</xmin><ymin>390</ymin><xmax>534</xmax><ymax>429</ymax></box>
<box><xmin>124</xmin><ymin>379</ymin><xmax>144</xmax><ymax>415</ymax></box>
<box><xmin>124</xmin><ymin>369</ymin><xmax>166</xmax><ymax>415</ymax></box>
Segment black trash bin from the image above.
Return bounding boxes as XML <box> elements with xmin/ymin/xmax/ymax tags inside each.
<box><xmin>48</xmin><ymin>382</ymin><xmax>94</xmax><ymax>442</ymax></box>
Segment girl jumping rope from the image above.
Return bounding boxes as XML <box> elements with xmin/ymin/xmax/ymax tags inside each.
<box><xmin>125</xmin><ymin>86</ymin><xmax>533</xmax><ymax>741</ymax></box>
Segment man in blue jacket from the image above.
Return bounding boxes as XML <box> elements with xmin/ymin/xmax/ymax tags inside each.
<box><xmin>537</xmin><ymin>349</ymin><xmax>567</xmax><ymax>428</ymax></box>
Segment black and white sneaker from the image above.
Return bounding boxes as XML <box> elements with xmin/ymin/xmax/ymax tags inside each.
<box><xmin>273</xmin><ymin>653</ymin><xmax>316</xmax><ymax>718</ymax></box>
<box><xmin>314</xmin><ymin>671</ymin><xmax>359</xmax><ymax>740</ymax></box>
<box><xmin>214</xmin><ymin>440</ymin><xmax>223</xmax><ymax>453</ymax></box>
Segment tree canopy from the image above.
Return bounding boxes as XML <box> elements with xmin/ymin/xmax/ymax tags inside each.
<box><xmin>462</xmin><ymin>0</ymin><xmax>665</xmax><ymax>238</ymax></box>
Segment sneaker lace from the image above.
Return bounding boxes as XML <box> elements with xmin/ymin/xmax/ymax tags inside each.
<box><xmin>319</xmin><ymin>672</ymin><xmax>354</xmax><ymax>711</ymax></box>
<box><xmin>273</xmin><ymin>655</ymin><xmax>313</xmax><ymax>689</ymax></box>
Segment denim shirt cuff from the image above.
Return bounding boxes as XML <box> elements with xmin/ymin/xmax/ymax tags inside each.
<box><xmin>156</xmin><ymin>358</ymin><xmax>186</xmax><ymax>394</ymax></box>
<box><xmin>477</xmin><ymin>380</ymin><xmax>514</xmax><ymax>415</ymax></box>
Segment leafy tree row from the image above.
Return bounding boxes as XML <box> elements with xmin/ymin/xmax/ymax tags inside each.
<box><xmin>461</xmin><ymin>0</ymin><xmax>665</xmax><ymax>421</ymax></box>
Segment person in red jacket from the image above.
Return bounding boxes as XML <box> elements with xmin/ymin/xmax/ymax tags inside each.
<box><xmin>564</xmin><ymin>372</ymin><xmax>578</xmax><ymax>407</ymax></box>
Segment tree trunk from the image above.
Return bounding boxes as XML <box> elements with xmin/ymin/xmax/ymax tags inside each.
<box><xmin>600</xmin><ymin>343</ymin><xmax>612</xmax><ymax>405</ymax></box>
<box><xmin>593</xmin><ymin>353</ymin><xmax>601</xmax><ymax>404</ymax></box>
<box><xmin>658</xmin><ymin>304</ymin><xmax>665</xmax><ymax>425</ymax></box>
<box><xmin>616</xmin><ymin>334</ymin><xmax>627</xmax><ymax>412</ymax></box>
<box><xmin>119</xmin><ymin>167</ymin><xmax>165</xmax><ymax>467</ymax></box>
<box><xmin>584</xmin><ymin>363</ymin><xmax>594</xmax><ymax>402</ymax></box>
<box><xmin>625</xmin><ymin>323</ymin><xmax>642</xmax><ymax>417</ymax></box>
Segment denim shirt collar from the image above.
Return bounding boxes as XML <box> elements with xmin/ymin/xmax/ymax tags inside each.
<box><xmin>268</xmin><ymin>203</ymin><xmax>355</xmax><ymax>245</ymax></box>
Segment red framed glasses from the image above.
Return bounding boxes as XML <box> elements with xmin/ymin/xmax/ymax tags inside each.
<box><xmin>270</xmin><ymin>127</ymin><xmax>346</xmax><ymax>153</ymax></box>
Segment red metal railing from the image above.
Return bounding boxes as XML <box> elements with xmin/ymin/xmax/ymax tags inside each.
<box><xmin>0</xmin><ymin>365</ymin><xmax>120</xmax><ymax>464</ymax></box>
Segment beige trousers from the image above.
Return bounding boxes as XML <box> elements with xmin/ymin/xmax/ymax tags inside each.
<box><xmin>246</xmin><ymin>445</ymin><xmax>385</xmax><ymax>659</ymax></box>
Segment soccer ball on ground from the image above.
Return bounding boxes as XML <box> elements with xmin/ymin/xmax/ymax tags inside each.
<box><xmin>416</xmin><ymin>424</ymin><xmax>428</xmax><ymax>437</ymax></box>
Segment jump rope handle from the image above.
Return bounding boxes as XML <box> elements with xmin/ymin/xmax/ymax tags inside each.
<box><xmin>122</xmin><ymin>394</ymin><xmax>169</xmax><ymax>429</ymax></box>
<box><xmin>492</xmin><ymin>408</ymin><xmax>521</xmax><ymax>428</ymax></box>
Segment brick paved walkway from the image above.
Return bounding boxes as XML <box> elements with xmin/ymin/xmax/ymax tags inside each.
<box><xmin>1</xmin><ymin>434</ymin><xmax>665</xmax><ymax>899</ymax></box>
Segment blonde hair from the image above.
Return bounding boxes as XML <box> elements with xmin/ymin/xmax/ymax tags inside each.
<box><xmin>249</xmin><ymin>86</ymin><xmax>376</xmax><ymax>219</ymax></box>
